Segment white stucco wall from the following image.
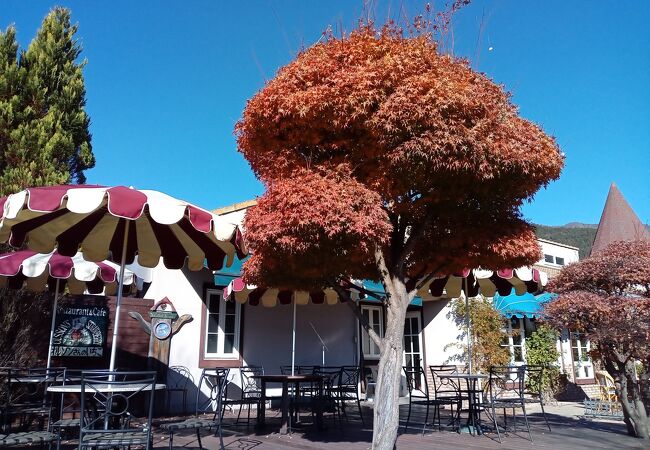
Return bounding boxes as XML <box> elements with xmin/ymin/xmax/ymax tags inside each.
<box><xmin>421</xmin><ymin>299</ymin><xmax>463</xmax><ymax>367</ymax></box>
<box><xmin>537</xmin><ymin>239</ymin><xmax>580</xmax><ymax>267</ymax></box>
<box><xmin>144</xmin><ymin>262</ymin><xmax>360</xmax><ymax>408</ymax></box>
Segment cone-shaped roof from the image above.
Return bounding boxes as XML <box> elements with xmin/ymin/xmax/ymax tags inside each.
<box><xmin>591</xmin><ymin>183</ymin><xmax>650</xmax><ymax>255</ymax></box>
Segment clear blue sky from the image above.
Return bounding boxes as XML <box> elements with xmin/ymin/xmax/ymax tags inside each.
<box><xmin>3</xmin><ymin>1</ymin><xmax>649</xmax><ymax>226</ymax></box>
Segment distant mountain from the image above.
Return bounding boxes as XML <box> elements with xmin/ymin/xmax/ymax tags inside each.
<box><xmin>535</xmin><ymin>222</ymin><xmax>650</xmax><ymax>259</ymax></box>
<box><xmin>563</xmin><ymin>222</ymin><xmax>598</xmax><ymax>229</ymax></box>
<box><xmin>534</xmin><ymin>224</ymin><xmax>597</xmax><ymax>259</ymax></box>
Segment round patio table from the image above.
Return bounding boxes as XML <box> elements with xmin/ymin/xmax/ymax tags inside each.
<box><xmin>251</xmin><ymin>374</ymin><xmax>323</xmax><ymax>435</ymax></box>
<box><xmin>438</xmin><ymin>373</ymin><xmax>488</xmax><ymax>435</ymax></box>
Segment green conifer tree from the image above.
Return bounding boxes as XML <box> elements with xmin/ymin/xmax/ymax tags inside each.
<box><xmin>0</xmin><ymin>7</ymin><xmax>94</xmax><ymax>196</ymax></box>
<box><xmin>0</xmin><ymin>8</ymin><xmax>94</xmax><ymax>367</ymax></box>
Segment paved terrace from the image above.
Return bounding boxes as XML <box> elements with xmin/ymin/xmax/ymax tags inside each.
<box><xmin>58</xmin><ymin>402</ymin><xmax>646</xmax><ymax>449</ymax></box>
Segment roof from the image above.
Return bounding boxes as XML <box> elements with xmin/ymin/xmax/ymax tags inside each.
<box><xmin>591</xmin><ymin>183</ymin><xmax>650</xmax><ymax>255</ymax></box>
<box><xmin>537</xmin><ymin>238</ymin><xmax>580</xmax><ymax>251</ymax></box>
<box><xmin>212</xmin><ymin>199</ymin><xmax>257</xmax><ymax>216</ymax></box>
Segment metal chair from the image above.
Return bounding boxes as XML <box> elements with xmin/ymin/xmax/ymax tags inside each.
<box><xmin>524</xmin><ymin>365</ymin><xmax>553</xmax><ymax>433</ymax></box>
<box><xmin>313</xmin><ymin>367</ymin><xmax>342</xmax><ymax>426</ymax></box>
<box><xmin>338</xmin><ymin>366</ymin><xmax>364</xmax><ymax>425</ymax></box>
<box><xmin>1</xmin><ymin>367</ymin><xmax>64</xmax><ymax>433</ymax></box>
<box><xmin>403</xmin><ymin>366</ymin><xmax>458</xmax><ymax>434</ymax></box>
<box><xmin>428</xmin><ymin>365</ymin><xmax>461</xmax><ymax>431</ymax></box>
<box><xmin>165</xmin><ymin>366</ymin><xmax>194</xmax><ymax>416</ymax></box>
<box><xmin>487</xmin><ymin>365</ymin><xmax>551</xmax><ymax>443</ymax></box>
<box><xmin>0</xmin><ymin>367</ymin><xmax>59</xmax><ymax>448</ymax></box>
<box><xmin>160</xmin><ymin>368</ymin><xmax>229</xmax><ymax>450</ymax></box>
<box><xmin>78</xmin><ymin>370</ymin><xmax>157</xmax><ymax>449</ymax></box>
<box><xmin>50</xmin><ymin>368</ymin><xmax>115</xmax><ymax>450</ymax></box>
<box><xmin>234</xmin><ymin>366</ymin><xmax>264</xmax><ymax>426</ymax></box>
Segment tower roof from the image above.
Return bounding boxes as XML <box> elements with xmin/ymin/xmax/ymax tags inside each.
<box><xmin>591</xmin><ymin>183</ymin><xmax>650</xmax><ymax>255</ymax></box>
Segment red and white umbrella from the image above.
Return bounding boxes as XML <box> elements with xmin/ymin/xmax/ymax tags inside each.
<box><xmin>0</xmin><ymin>249</ymin><xmax>137</xmax><ymax>369</ymax></box>
<box><xmin>0</xmin><ymin>185</ymin><xmax>243</xmax><ymax>370</ymax></box>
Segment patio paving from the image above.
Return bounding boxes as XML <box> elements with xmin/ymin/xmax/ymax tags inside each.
<box><xmin>140</xmin><ymin>401</ymin><xmax>646</xmax><ymax>450</ymax></box>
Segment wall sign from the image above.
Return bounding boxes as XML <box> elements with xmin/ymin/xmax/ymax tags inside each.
<box><xmin>51</xmin><ymin>304</ymin><xmax>109</xmax><ymax>357</ymax></box>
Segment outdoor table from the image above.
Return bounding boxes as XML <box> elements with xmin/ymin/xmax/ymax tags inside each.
<box><xmin>47</xmin><ymin>383</ymin><xmax>166</xmax><ymax>394</ymax></box>
<box><xmin>252</xmin><ymin>374</ymin><xmax>323</xmax><ymax>435</ymax></box>
<box><xmin>439</xmin><ymin>373</ymin><xmax>488</xmax><ymax>435</ymax></box>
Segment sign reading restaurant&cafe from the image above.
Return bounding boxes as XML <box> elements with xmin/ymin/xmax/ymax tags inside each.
<box><xmin>51</xmin><ymin>303</ymin><xmax>109</xmax><ymax>357</ymax></box>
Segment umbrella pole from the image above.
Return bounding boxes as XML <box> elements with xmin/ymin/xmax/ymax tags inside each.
<box><xmin>109</xmin><ymin>221</ymin><xmax>130</xmax><ymax>372</ymax></box>
<box><xmin>291</xmin><ymin>300</ymin><xmax>296</xmax><ymax>376</ymax></box>
<box><xmin>46</xmin><ymin>279</ymin><xmax>61</xmax><ymax>370</ymax></box>
<box><xmin>465</xmin><ymin>277</ymin><xmax>472</xmax><ymax>373</ymax></box>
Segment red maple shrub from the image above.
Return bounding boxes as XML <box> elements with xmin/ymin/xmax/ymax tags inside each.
<box><xmin>236</xmin><ymin>21</ymin><xmax>563</xmax><ymax>449</ymax></box>
<box><xmin>546</xmin><ymin>240</ymin><xmax>650</xmax><ymax>439</ymax></box>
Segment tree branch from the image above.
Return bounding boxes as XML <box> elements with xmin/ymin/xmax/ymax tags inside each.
<box><xmin>330</xmin><ymin>281</ymin><xmax>383</xmax><ymax>350</ymax></box>
<box><xmin>396</xmin><ymin>209</ymin><xmax>435</xmax><ymax>275</ymax></box>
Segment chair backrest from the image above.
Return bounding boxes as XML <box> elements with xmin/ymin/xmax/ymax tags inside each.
<box><xmin>595</xmin><ymin>370</ymin><xmax>617</xmax><ymax>401</ymax></box>
<box><xmin>79</xmin><ymin>370</ymin><xmax>156</xmax><ymax>441</ymax></box>
<box><xmin>298</xmin><ymin>365</ymin><xmax>320</xmax><ymax>375</ymax></box>
<box><xmin>523</xmin><ymin>364</ymin><xmax>546</xmax><ymax>397</ymax></box>
<box><xmin>169</xmin><ymin>365</ymin><xmax>194</xmax><ymax>389</ymax></box>
<box><xmin>403</xmin><ymin>365</ymin><xmax>429</xmax><ymax>399</ymax></box>
<box><xmin>314</xmin><ymin>367</ymin><xmax>342</xmax><ymax>392</ymax></box>
<box><xmin>240</xmin><ymin>366</ymin><xmax>263</xmax><ymax>397</ymax></box>
<box><xmin>429</xmin><ymin>365</ymin><xmax>459</xmax><ymax>399</ymax></box>
<box><xmin>340</xmin><ymin>366</ymin><xmax>360</xmax><ymax>388</ymax></box>
<box><xmin>489</xmin><ymin>365</ymin><xmax>526</xmax><ymax>401</ymax></box>
<box><xmin>196</xmin><ymin>368</ymin><xmax>229</xmax><ymax>418</ymax></box>
<box><xmin>280</xmin><ymin>365</ymin><xmax>293</xmax><ymax>375</ymax></box>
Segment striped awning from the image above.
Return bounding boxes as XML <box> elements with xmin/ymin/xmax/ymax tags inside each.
<box><xmin>223</xmin><ymin>277</ymin><xmax>357</xmax><ymax>307</ymax></box>
<box><xmin>222</xmin><ymin>267</ymin><xmax>548</xmax><ymax>307</ymax></box>
<box><xmin>417</xmin><ymin>267</ymin><xmax>548</xmax><ymax>300</ymax></box>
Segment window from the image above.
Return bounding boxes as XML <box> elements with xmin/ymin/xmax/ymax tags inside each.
<box><xmin>570</xmin><ymin>332</ymin><xmax>592</xmax><ymax>379</ymax></box>
<box><xmin>544</xmin><ymin>254</ymin><xmax>566</xmax><ymax>266</ymax></box>
<box><xmin>204</xmin><ymin>289</ymin><xmax>241</xmax><ymax>358</ymax></box>
<box><xmin>501</xmin><ymin>317</ymin><xmax>536</xmax><ymax>364</ymax></box>
<box><xmin>361</xmin><ymin>305</ymin><xmax>383</xmax><ymax>358</ymax></box>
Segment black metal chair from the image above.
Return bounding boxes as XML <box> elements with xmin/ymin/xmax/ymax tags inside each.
<box><xmin>524</xmin><ymin>365</ymin><xmax>553</xmax><ymax>433</ymax></box>
<box><xmin>160</xmin><ymin>368</ymin><xmax>229</xmax><ymax>450</ymax></box>
<box><xmin>313</xmin><ymin>367</ymin><xmax>342</xmax><ymax>426</ymax></box>
<box><xmin>338</xmin><ymin>366</ymin><xmax>364</xmax><ymax>425</ymax></box>
<box><xmin>0</xmin><ymin>367</ymin><xmax>59</xmax><ymax>448</ymax></box>
<box><xmin>428</xmin><ymin>365</ymin><xmax>461</xmax><ymax>431</ymax></box>
<box><xmin>487</xmin><ymin>365</ymin><xmax>552</xmax><ymax>443</ymax></box>
<box><xmin>78</xmin><ymin>370</ymin><xmax>157</xmax><ymax>449</ymax></box>
<box><xmin>403</xmin><ymin>365</ymin><xmax>458</xmax><ymax>434</ymax></box>
<box><xmin>50</xmin><ymin>368</ymin><xmax>119</xmax><ymax>450</ymax></box>
<box><xmin>233</xmin><ymin>366</ymin><xmax>264</xmax><ymax>426</ymax></box>
<box><xmin>1</xmin><ymin>367</ymin><xmax>64</xmax><ymax>433</ymax></box>
<box><xmin>165</xmin><ymin>366</ymin><xmax>193</xmax><ymax>416</ymax></box>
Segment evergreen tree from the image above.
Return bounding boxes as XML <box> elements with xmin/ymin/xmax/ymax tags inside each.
<box><xmin>0</xmin><ymin>7</ymin><xmax>94</xmax><ymax>196</ymax></box>
<box><xmin>0</xmin><ymin>8</ymin><xmax>94</xmax><ymax>368</ymax></box>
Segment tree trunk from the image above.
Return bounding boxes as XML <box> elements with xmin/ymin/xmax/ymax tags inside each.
<box><xmin>371</xmin><ymin>284</ymin><xmax>409</xmax><ymax>450</ymax></box>
<box><xmin>611</xmin><ymin>359</ymin><xmax>650</xmax><ymax>439</ymax></box>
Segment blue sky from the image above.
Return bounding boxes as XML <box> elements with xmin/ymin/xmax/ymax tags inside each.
<box><xmin>3</xmin><ymin>1</ymin><xmax>649</xmax><ymax>226</ymax></box>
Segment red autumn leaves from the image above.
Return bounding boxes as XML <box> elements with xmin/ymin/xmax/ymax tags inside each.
<box><xmin>236</xmin><ymin>23</ymin><xmax>564</xmax><ymax>290</ymax></box>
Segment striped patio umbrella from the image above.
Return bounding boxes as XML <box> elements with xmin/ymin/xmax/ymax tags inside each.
<box><xmin>0</xmin><ymin>185</ymin><xmax>243</xmax><ymax>370</ymax></box>
<box><xmin>0</xmin><ymin>249</ymin><xmax>137</xmax><ymax>369</ymax></box>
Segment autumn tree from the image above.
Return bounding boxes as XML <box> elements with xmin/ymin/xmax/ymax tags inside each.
<box><xmin>546</xmin><ymin>240</ymin><xmax>650</xmax><ymax>439</ymax></box>
<box><xmin>235</xmin><ymin>20</ymin><xmax>563</xmax><ymax>449</ymax></box>
<box><xmin>0</xmin><ymin>7</ymin><xmax>94</xmax><ymax>196</ymax></box>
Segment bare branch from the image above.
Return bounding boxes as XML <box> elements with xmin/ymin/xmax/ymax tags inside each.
<box><xmin>330</xmin><ymin>281</ymin><xmax>383</xmax><ymax>350</ymax></box>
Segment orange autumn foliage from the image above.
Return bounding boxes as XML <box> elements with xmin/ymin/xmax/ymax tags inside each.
<box><xmin>236</xmin><ymin>23</ymin><xmax>564</xmax><ymax>290</ymax></box>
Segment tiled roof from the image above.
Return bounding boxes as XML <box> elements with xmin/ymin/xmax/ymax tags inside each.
<box><xmin>591</xmin><ymin>183</ymin><xmax>650</xmax><ymax>255</ymax></box>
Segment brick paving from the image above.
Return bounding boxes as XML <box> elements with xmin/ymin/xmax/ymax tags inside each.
<box><xmin>141</xmin><ymin>402</ymin><xmax>647</xmax><ymax>450</ymax></box>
